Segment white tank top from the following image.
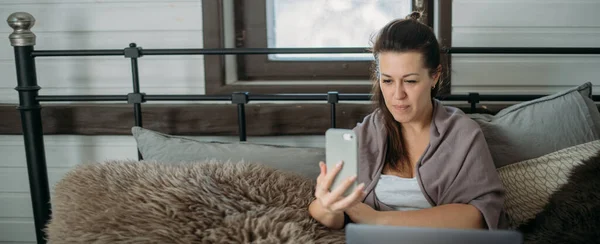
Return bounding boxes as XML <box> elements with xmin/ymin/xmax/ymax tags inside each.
<box><xmin>375</xmin><ymin>174</ymin><xmax>432</xmax><ymax>211</ymax></box>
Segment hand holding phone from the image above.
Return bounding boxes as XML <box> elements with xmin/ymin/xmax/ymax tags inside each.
<box><xmin>313</xmin><ymin>129</ymin><xmax>365</xmax><ymax>215</ymax></box>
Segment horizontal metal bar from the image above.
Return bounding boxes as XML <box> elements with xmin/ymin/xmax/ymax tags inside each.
<box><xmin>142</xmin><ymin>47</ymin><xmax>370</xmax><ymax>55</ymax></box>
<box><xmin>33</xmin><ymin>93</ymin><xmax>600</xmax><ymax>103</ymax></box>
<box><xmin>449</xmin><ymin>47</ymin><xmax>600</xmax><ymax>55</ymax></box>
<box><xmin>249</xmin><ymin>94</ymin><xmax>328</xmax><ymax>101</ymax></box>
<box><xmin>338</xmin><ymin>94</ymin><xmax>372</xmax><ymax>101</ymax></box>
<box><xmin>36</xmin><ymin>95</ymin><xmax>127</xmax><ymax>102</ymax></box>
<box><xmin>440</xmin><ymin>94</ymin><xmax>556</xmax><ymax>102</ymax></box>
<box><xmin>32</xmin><ymin>50</ymin><xmax>124</xmax><ymax>57</ymax></box>
<box><xmin>30</xmin><ymin>47</ymin><xmax>600</xmax><ymax>58</ymax></box>
<box><xmin>438</xmin><ymin>95</ymin><xmax>469</xmax><ymax>101</ymax></box>
<box><xmin>144</xmin><ymin>95</ymin><xmax>231</xmax><ymax>101</ymax></box>
<box><xmin>475</xmin><ymin>94</ymin><xmax>545</xmax><ymax>101</ymax></box>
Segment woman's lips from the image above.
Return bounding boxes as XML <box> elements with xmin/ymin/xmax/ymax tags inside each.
<box><xmin>393</xmin><ymin>105</ymin><xmax>410</xmax><ymax>111</ymax></box>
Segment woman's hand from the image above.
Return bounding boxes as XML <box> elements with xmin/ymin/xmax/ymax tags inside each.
<box><xmin>314</xmin><ymin>161</ymin><xmax>366</xmax><ymax>214</ymax></box>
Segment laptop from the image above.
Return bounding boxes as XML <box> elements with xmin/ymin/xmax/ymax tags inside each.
<box><xmin>345</xmin><ymin>224</ymin><xmax>523</xmax><ymax>244</ymax></box>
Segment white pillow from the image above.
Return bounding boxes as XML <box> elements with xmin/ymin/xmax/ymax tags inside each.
<box><xmin>497</xmin><ymin>140</ymin><xmax>600</xmax><ymax>228</ymax></box>
<box><xmin>131</xmin><ymin>126</ymin><xmax>325</xmax><ymax>180</ymax></box>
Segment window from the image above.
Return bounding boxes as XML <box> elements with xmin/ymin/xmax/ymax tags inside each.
<box><xmin>203</xmin><ymin>0</ymin><xmax>443</xmax><ymax>94</ymax></box>
<box><xmin>266</xmin><ymin>0</ymin><xmax>412</xmax><ymax>62</ymax></box>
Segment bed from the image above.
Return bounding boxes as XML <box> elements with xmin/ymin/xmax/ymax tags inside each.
<box><xmin>6</xmin><ymin>11</ymin><xmax>600</xmax><ymax>244</ymax></box>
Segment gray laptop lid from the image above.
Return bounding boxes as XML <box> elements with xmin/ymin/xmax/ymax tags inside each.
<box><xmin>346</xmin><ymin>224</ymin><xmax>522</xmax><ymax>244</ymax></box>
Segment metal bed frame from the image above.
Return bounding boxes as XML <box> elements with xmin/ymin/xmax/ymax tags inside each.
<box><xmin>6</xmin><ymin>12</ymin><xmax>600</xmax><ymax>244</ymax></box>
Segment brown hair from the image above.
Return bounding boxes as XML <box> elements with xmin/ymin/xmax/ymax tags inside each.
<box><xmin>370</xmin><ymin>11</ymin><xmax>447</xmax><ymax>173</ymax></box>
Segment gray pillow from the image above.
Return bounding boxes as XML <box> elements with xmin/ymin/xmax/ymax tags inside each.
<box><xmin>131</xmin><ymin>126</ymin><xmax>324</xmax><ymax>179</ymax></box>
<box><xmin>469</xmin><ymin>82</ymin><xmax>600</xmax><ymax>168</ymax></box>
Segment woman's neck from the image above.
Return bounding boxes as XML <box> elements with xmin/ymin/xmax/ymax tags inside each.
<box><xmin>402</xmin><ymin>101</ymin><xmax>434</xmax><ymax>136</ymax></box>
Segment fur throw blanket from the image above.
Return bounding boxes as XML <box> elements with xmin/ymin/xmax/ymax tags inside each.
<box><xmin>45</xmin><ymin>160</ymin><xmax>345</xmax><ymax>243</ymax></box>
<box><xmin>517</xmin><ymin>149</ymin><xmax>600</xmax><ymax>244</ymax></box>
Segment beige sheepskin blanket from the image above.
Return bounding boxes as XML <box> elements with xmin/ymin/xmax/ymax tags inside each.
<box><xmin>45</xmin><ymin>160</ymin><xmax>345</xmax><ymax>243</ymax></box>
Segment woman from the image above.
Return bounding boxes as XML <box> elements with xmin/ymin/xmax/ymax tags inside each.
<box><xmin>308</xmin><ymin>12</ymin><xmax>507</xmax><ymax>230</ymax></box>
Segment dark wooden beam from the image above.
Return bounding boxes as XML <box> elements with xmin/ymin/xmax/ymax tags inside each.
<box><xmin>0</xmin><ymin>103</ymin><xmax>373</xmax><ymax>136</ymax></box>
<box><xmin>0</xmin><ymin>103</ymin><xmax>514</xmax><ymax>136</ymax></box>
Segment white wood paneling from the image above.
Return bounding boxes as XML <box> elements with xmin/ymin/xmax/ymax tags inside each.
<box><xmin>0</xmin><ymin>57</ymin><xmax>205</xmax><ymax>86</ymax></box>
<box><xmin>454</xmin><ymin>1</ymin><xmax>600</xmax><ymax>28</ymax></box>
<box><xmin>451</xmin><ymin>0</ymin><xmax>600</xmax><ymax>94</ymax></box>
<box><xmin>0</xmin><ymin>56</ymin><xmax>205</xmax><ymax>103</ymax></box>
<box><xmin>451</xmin><ymin>54</ymin><xmax>600</xmax><ymax>94</ymax></box>
<box><xmin>0</xmin><ymin>31</ymin><xmax>205</xmax><ymax>60</ymax></box>
<box><xmin>0</xmin><ymin>194</ymin><xmax>33</xmax><ymax>218</ymax></box>
<box><xmin>0</xmin><ymin>135</ymin><xmax>138</xmax><ymax>168</ymax></box>
<box><xmin>0</xmin><ymin>220</ymin><xmax>35</xmax><ymax>243</ymax></box>
<box><xmin>453</xmin><ymin>27</ymin><xmax>600</xmax><ymax>47</ymax></box>
<box><xmin>0</xmin><ymin>168</ymin><xmax>71</xmax><ymax>193</ymax></box>
<box><xmin>5</xmin><ymin>0</ymin><xmax>197</xmax><ymax>3</ymax></box>
<box><xmin>453</xmin><ymin>0</ymin><xmax>600</xmax><ymax>47</ymax></box>
<box><xmin>0</xmin><ymin>2</ymin><xmax>202</xmax><ymax>33</ymax></box>
<box><xmin>0</xmin><ymin>1</ymin><xmax>205</xmax><ymax>103</ymax></box>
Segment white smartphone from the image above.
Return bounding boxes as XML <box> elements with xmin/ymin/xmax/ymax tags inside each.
<box><xmin>325</xmin><ymin>128</ymin><xmax>359</xmax><ymax>197</ymax></box>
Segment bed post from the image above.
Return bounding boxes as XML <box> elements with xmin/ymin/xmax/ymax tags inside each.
<box><xmin>7</xmin><ymin>12</ymin><xmax>51</xmax><ymax>244</ymax></box>
<box><xmin>327</xmin><ymin>91</ymin><xmax>339</xmax><ymax>128</ymax></box>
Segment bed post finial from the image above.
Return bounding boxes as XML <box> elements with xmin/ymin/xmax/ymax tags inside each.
<box><xmin>7</xmin><ymin>12</ymin><xmax>36</xmax><ymax>46</ymax></box>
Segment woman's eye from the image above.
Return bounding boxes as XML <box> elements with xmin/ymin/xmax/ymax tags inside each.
<box><xmin>405</xmin><ymin>80</ymin><xmax>417</xmax><ymax>83</ymax></box>
<box><xmin>382</xmin><ymin>79</ymin><xmax>392</xmax><ymax>83</ymax></box>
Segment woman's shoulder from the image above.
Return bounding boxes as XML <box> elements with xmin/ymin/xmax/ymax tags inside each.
<box><xmin>433</xmin><ymin>101</ymin><xmax>483</xmax><ymax>137</ymax></box>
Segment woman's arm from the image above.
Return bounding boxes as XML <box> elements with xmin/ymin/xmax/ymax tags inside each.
<box><xmin>347</xmin><ymin>202</ymin><xmax>485</xmax><ymax>229</ymax></box>
<box><xmin>308</xmin><ymin>199</ymin><xmax>346</xmax><ymax>229</ymax></box>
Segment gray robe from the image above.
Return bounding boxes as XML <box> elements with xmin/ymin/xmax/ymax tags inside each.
<box><xmin>353</xmin><ymin>99</ymin><xmax>508</xmax><ymax>229</ymax></box>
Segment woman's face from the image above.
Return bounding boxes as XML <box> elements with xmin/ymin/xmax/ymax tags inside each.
<box><xmin>378</xmin><ymin>51</ymin><xmax>438</xmax><ymax>124</ymax></box>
